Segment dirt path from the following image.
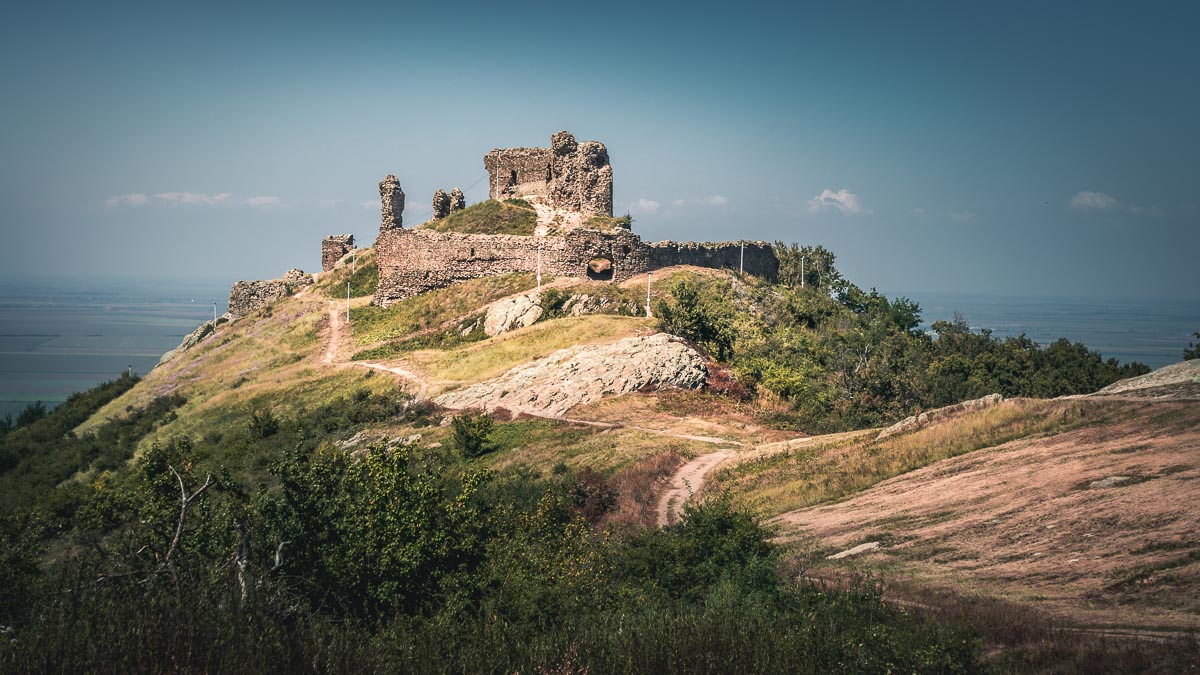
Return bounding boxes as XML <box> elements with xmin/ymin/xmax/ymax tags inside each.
<box><xmin>655</xmin><ymin>450</ymin><xmax>738</xmax><ymax>526</ymax></box>
<box><xmin>654</xmin><ymin>436</ymin><xmax>813</xmax><ymax>527</ymax></box>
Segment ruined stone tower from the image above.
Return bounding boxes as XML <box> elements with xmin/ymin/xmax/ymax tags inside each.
<box><xmin>483</xmin><ymin>131</ymin><xmax>613</xmax><ymax>216</ymax></box>
<box><xmin>449</xmin><ymin>187</ymin><xmax>465</xmax><ymax>213</ymax></box>
<box><xmin>432</xmin><ymin>189</ymin><xmax>451</xmax><ymax>220</ymax></box>
<box><xmin>321</xmin><ymin>234</ymin><xmax>355</xmax><ymax>271</ymax></box>
<box><xmin>379</xmin><ymin>175</ymin><xmax>404</xmax><ymax>230</ymax></box>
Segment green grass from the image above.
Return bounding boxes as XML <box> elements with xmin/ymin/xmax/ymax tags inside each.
<box><xmin>421</xmin><ymin>199</ymin><xmax>537</xmax><ymax>236</ymax></box>
<box><xmin>404</xmin><ymin>314</ymin><xmax>654</xmax><ymax>387</ymax></box>
<box><xmin>582</xmin><ymin>214</ymin><xmax>634</xmax><ymax>230</ymax></box>
<box><xmin>350</xmin><ymin>273</ymin><xmax>538</xmax><ymax>346</ymax></box>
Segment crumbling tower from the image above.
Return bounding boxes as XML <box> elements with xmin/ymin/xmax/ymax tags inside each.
<box><xmin>380</xmin><ymin>175</ymin><xmax>404</xmax><ymax>230</ymax></box>
<box><xmin>432</xmin><ymin>189</ymin><xmax>451</xmax><ymax>220</ymax></box>
<box><xmin>321</xmin><ymin>234</ymin><xmax>355</xmax><ymax>271</ymax></box>
<box><xmin>483</xmin><ymin>131</ymin><xmax>613</xmax><ymax>216</ymax></box>
<box><xmin>449</xmin><ymin>187</ymin><xmax>465</xmax><ymax>213</ymax></box>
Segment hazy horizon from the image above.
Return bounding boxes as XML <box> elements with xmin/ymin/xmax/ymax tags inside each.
<box><xmin>2</xmin><ymin>1</ymin><xmax>1197</xmax><ymax>301</ymax></box>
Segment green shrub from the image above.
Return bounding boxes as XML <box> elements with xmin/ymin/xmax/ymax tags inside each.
<box><xmin>452</xmin><ymin>412</ymin><xmax>496</xmax><ymax>458</ymax></box>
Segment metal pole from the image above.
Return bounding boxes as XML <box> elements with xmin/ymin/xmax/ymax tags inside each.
<box><xmin>212</xmin><ymin>302</ymin><xmax>217</xmax><ymax>323</ymax></box>
<box><xmin>801</xmin><ymin>255</ymin><xmax>805</xmax><ymax>288</ymax></box>
<box><xmin>739</xmin><ymin>241</ymin><xmax>745</xmax><ymax>275</ymax></box>
<box><xmin>646</xmin><ymin>272</ymin><xmax>652</xmax><ymax>318</ymax></box>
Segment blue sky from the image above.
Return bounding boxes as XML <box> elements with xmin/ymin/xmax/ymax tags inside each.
<box><xmin>1</xmin><ymin>0</ymin><xmax>1196</xmax><ymax>300</ymax></box>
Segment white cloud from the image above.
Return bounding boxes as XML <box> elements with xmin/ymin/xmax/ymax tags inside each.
<box><xmin>948</xmin><ymin>210</ymin><xmax>976</xmax><ymax>223</ymax></box>
<box><xmin>244</xmin><ymin>195</ymin><xmax>281</xmax><ymax>208</ymax></box>
<box><xmin>153</xmin><ymin>191</ymin><xmax>232</xmax><ymax>206</ymax></box>
<box><xmin>631</xmin><ymin>198</ymin><xmax>660</xmax><ymax>212</ymax></box>
<box><xmin>1069</xmin><ymin>191</ymin><xmax>1119</xmax><ymax>211</ymax></box>
<box><xmin>1128</xmin><ymin>204</ymin><xmax>1165</xmax><ymax>217</ymax></box>
<box><xmin>316</xmin><ymin>198</ymin><xmax>345</xmax><ymax>208</ymax></box>
<box><xmin>806</xmin><ymin>188</ymin><xmax>871</xmax><ymax>215</ymax></box>
<box><xmin>670</xmin><ymin>195</ymin><xmax>729</xmax><ymax>209</ymax></box>
<box><xmin>359</xmin><ymin>199</ymin><xmax>378</xmax><ymax>209</ymax></box>
<box><xmin>910</xmin><ymin>207</ymin><xmax>927</xmax><ymax>217</ymax></box>
<box><xmin>103</xmin><ymin>193</ymin><xmax>149</xmax><ymax>208</ymax></box>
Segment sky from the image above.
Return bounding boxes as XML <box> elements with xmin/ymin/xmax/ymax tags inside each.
<box><xmin>1</xmin><ymin>0</ymin><xmax>1197</xmax><ymax>300</ymax></box>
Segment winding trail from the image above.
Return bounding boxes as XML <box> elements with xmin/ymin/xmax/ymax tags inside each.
<box><xmin>654</xmin><ymin>436</ymin><xmax>814</xmax><ymax>526</ymax></box>
<box><xmin>322</xmin><ymin>294</ymin><xmax>807</xmax><ymax>527</ymax></box>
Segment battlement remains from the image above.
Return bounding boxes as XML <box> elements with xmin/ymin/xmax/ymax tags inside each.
<box><xmin>484</xmin><ymin>130</ymin><xmax>613</xmax><ymax>216</ymax></box>
<box><xmin>321</xmin><ymin>234</ymin><xmax>355</xmax><ymax>272</ymax></box>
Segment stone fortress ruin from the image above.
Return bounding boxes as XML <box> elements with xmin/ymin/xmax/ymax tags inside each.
<box><xmin>218</xmin><ymin>130</ymin><xmax>778</xmax><ymax>320</ymax></box>
<box><xmin>372</xmin><ymin>131</ymin><xmax>778</xmax><ymax>306</ymax></box>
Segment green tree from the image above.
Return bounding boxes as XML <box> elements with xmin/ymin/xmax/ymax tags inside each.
<box><xmin>655</xmin><ymin>278</ymin><xmax>737</xmax><ymax>361</ymax></box>
<box><xmin>452</xmin><ymin>412</ymin><xmax>497</xmax><ymax>458</ymax></box>
<box><xmin>1185</xmin><ymin>332</ymin><xmax>1200</xmax><ymax>360</ymax></box>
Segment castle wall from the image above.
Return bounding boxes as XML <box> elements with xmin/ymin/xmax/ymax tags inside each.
<box><xmin>228</xmin><ymin>269</ymin><xmax>313</xmax><ymax>317</ymax></box>
<box><xmin>373</xmin><ymin>227</ymin><xmax>649</xmax><ymax>306</ymax></box>
<box><xmin>484</xmin><ymin>131</ymin><xmax>613</xmax><ymax>216</ymax></box>
<box><xmin>649</xmin><ymin>240</ymin><xmax>778</xmax><ymax>278</ymax></box>
<box><xmin>484</xmin><ymin>147</ymin><xmax>553</xmax><ymax>202</ymax></box>
<box><xmin>322</xmin><ymin>234</ymin><xmax>355</xmax><ymax>272</ymax></box>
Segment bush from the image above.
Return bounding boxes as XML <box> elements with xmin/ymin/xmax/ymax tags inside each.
<box><xmin>655</xmin><ymin>278</ymin><xmax>737</xmax><ymax>361</ymax></box>
<box><xmin>451</xmin><ymin>412</ymin><xmax>496</xmax><ymax>458</ymax></box>
<box><xmin>248</xmin><ymin>409</ymin><xmax>280</xmax><ymax>438</ymax></box>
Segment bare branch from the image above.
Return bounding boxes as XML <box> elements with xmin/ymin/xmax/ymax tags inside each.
<box><xmin>164</xmin><ymin>465</ymin><xmax>214</xmax><ymax>565</ymax></box>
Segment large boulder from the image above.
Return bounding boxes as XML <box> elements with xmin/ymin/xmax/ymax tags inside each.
<box><xmin>434</xmin><ymin>333</ymin><xmax>708</xmax><ymax>417</ymax></box>
<box><xmin>483</xmin><ymin>294</ymin><xmax>543</xmax><ymax>336</ymax></box>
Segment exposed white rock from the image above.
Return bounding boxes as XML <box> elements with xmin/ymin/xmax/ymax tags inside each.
<box><xmin>1094</xmin><ymin>359</ymin><xmax>1200</xmax><ymax>397</ymax></box>
<box><xmin>876</xmin><ymin>393</ymin><xmax>1004</xmax><ymax>441</ymax></box>
<box><xmin>483</xmin><ymin>294</ymin><xmax>543</xmax><ymax>336</ymax></box>
<box><xmin>435</xmin><ymin>333</ymin><xmax>708</xmax><ymax>417</ymax></box>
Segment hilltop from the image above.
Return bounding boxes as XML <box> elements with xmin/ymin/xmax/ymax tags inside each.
<box><xmin>3</xmin><ymin>131</ymin><xmax>1195</xmax><ymax>671</ymax></box>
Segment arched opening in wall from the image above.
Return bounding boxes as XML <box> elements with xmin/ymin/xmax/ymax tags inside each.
<box><xmin>586</xmin><ymin>256</ymin><xmax>614</xmax><ymax>281</ymax></box>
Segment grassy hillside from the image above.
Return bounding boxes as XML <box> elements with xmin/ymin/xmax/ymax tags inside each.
<box><xmin>420</xmin><ymin>199</ymin><xmax>537</xmax><ymax>235</ymax></box>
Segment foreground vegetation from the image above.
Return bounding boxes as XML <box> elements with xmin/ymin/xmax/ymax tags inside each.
<box><xmin>0</xmin><ymin>392</ymin><xmax>979</xmax><ymax>672</ymax></box>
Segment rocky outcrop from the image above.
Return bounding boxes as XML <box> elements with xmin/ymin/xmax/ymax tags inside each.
<box><xmin>449</xmin><ymin>188</ymin><xmax>465</xmax><ymax>213</ymax></box>
<box><xmin>322</xmin><ymin>234</ymin><xmax>355</xmax><ymax>271</ymax></box>
<box><xmin>380</xmin><ymin>174</ymin><xmax>404</xmax><ymax>230</ymax></box>
<box><xmin>1093</xmin><ymin>359</ymin><xmax>1200</xmax><ymax>399</ymax></box>
<box><xmin>157</xmin><ymin>314</ymin><xmax>231</xmax><ymax>367</ymax></box>
<box><xmin>227</xmin><ymin>269</ymin><xmax>313</xmax><ymax>318</ymax></box>
<box><xmin>482</xmin><ymin>294</ymin><xmax>543</xmax><ymax>336</ymax></box>
<box><xmin>876</xmin><ymin>393</ymin><xmax>1004</xmax><ymax>441</ymax></box>
<box><xmin>434</xmin><ymin>333</ymin><xmax>707</xmax><ymax>417</ymax></box>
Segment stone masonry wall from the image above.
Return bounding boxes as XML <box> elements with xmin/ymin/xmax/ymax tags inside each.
<box><xmin>322</xmin><ymin>234</ymin><xmax>355</xmax><ymax>272</ymax></box>
<box><xmin>484</xmin><ymin>131</ymin><xmax>613</xmax><ymax>216</ymax></box>
<box><xmin>374</xmin><ymin>227</ymin><xmax>648</xmax><ymax>305</ymax></box>
<box><xmin>228</xmin><ymin>269</ymin><xmax>314</xmax><ymax>317</ymax></box>
<box><xmin>649</xmin><ymin>240</ymin><xmax>778</xmax><ymax>278</ymax></box>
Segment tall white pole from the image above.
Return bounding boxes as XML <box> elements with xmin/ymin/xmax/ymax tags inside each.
<box><xmin>212</xmin><ymin>302</ymin><xmax>217</xmax><ymax>323</ymax></box>
<box><xmin>739</xmin><ymin>241</ymin><xmax>745</xmax><ymax>275</ymax></box>
<box><xmin>646</xmin><ymin>272</ymin><xmax>652</xmax><ymax>318</ymax></box>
